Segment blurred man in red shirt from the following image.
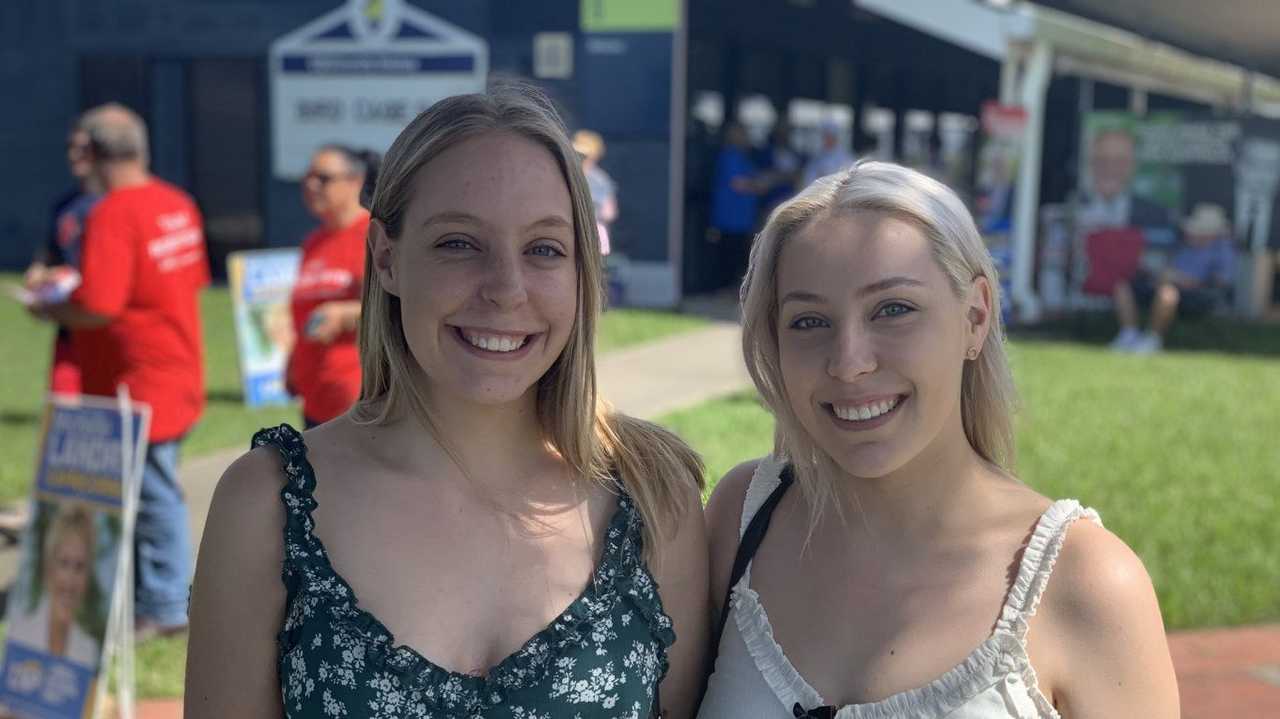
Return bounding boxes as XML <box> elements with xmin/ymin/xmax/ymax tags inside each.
<box><xmin>33</xmin><ymin>103</ymin><xmax>208</xmax><ymax>637</ymax></box>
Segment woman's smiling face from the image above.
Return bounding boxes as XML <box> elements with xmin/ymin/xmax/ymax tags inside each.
<box><xmin>776</xmin><ymin>209</ymin><xmax>988</xmax><ymax>479</ymax></box>
<box><xmin>372</xmin><ymin>131</ymin><xmax>578</xmax><ymax>408</ymax></box>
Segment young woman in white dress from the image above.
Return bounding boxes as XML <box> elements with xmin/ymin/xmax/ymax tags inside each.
<box><xmin>699</xmin><ymin>161</ymin><xmax>1179</xmax><ymax>718</ymax></box>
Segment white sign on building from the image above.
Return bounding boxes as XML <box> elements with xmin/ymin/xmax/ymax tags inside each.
<box><xmin>269</xmin><ymin>0</ymin><xmax>488</xmax><ymax>180</ymax></box>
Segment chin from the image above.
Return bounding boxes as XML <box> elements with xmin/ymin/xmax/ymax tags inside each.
<box><xmin>828</xmin><ymin>451</ymin><xmax>908</xmax><ymax>480</ymax></box>
<box><xmin>454</xmin><ymin>378</ymin><xmax>541</xmax><ymax>407</ymax></box>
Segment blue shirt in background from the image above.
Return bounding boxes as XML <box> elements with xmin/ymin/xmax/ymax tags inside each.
<box><xmin>1170</xmin><ymin>237</ymin><xmax>1235</xmax><ymax>287</ymax></box>
<box><xmin>710</xmin><ymin>147</ymin><xmax>758</xmax><ymax>235</ymax></box>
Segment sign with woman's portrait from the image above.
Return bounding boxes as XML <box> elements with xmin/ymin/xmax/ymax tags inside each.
<box><xmin>0</xmin><ymin>396</ymin><xmax>148</xmax><ymax>719</ymax></box>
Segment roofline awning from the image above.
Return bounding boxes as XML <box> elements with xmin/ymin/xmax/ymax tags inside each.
<box><xmin>854</xmin><ymin>0</ymin><xmax>1280</xmax><ymax>116</ymax></box>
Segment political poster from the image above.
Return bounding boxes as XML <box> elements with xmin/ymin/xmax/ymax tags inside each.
<box><xmin>227</xmin><ymin>249</ymin><xmax>301</xmax><ymax>407</ymax></box>
<box><xmin>0</xmin><ymin>395</ymin><xmax>149</xmax><ymax>719</ymax></box>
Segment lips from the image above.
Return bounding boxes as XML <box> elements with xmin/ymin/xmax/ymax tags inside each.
<box><xmin>823</xmin><ymin>394</ymin><xmax>908</xmax><ymax>430</ymax></box>
<box><xmin>450</xmin><ymin>325</ymin><xmax>541</xmax><ymax>360</ymax></box>
<box><xmin>459</xmin><ymin>328</ymin><xmax>530</xmax><ymax>353</ymax></box>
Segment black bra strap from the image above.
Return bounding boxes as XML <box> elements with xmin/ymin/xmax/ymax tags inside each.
<box><xmin>711</xmin><ymin>464</ymin><xmax>794</xmax><ymax>658</ymax></box>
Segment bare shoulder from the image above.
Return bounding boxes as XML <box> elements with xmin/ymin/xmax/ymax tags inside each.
<box><xmin>185</xmin><ymin>445</ymin><xmax>291</xmax><ymax>717</ymax></box>
<box><xmin>648</xmin><ymin>464</ymin><xmax>707</xmax><ymax>560</ymax></box>
<box><xmin>1042</xmin><ymin>518</ymin><xmax>1161</xmax><ymax>628</ymax></box>
<box><xmin>214</xmin><ymin>445</ymin><xmax>289</xmax><ymax>507</ymax></box>
<box><xmin>198</xmin><ymin>445</ymin><xmax>290</xmax><ymax>576</ymax></box>
<box><xmin>705</xmin><ymin>458</ymin><xmax>764</xmax><ymax>609</ymax></box>
<box><xmin>1035</xmin><ymin>517</ymin><xmax>1178</xmax><ymax>715</ymax></box>
<box><xmin>705</xmin><ymin>459</ymin><xmax>761</xmax><ymax>550</ymax></box>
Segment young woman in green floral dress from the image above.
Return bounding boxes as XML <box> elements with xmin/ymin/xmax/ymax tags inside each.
<box><xmin>185</xmin><ymin>83</ymin><xmax>709</xmax><ymax>719</ymax></box>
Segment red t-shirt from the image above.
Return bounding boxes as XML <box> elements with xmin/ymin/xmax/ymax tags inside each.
<box><xmin>72</xmin><ymin>179</ymin><xmax>210</xmax><ymax>442</ymax></box>
<box><xmin>287</xmin><ymin>214</ymin><xmax>369</xmax><ymax>423</ymax></box>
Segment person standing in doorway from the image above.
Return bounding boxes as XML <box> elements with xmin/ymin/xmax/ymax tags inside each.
<box><xmin>710</xmin><ymin>122</ymin><xmax>763</xmax><ymax>288</ymax></box>
<box><xmin>288</xmin><ymin>145</ymin><xmax>376</xmax><ymax>429</ymax></box>
<box><xmin>31</xmin><ymin>103</ymin><xmax>209</xmax><ymax>639</ymax></box>
<box><xmin>799</xmin><ymin>120</ymin><xmax>855</xmax><ymax>188</ymax></box>
<box><xmin>573</xmin><ymin>129</ymin><xmax>616</xmax><ymax>257</ymax></box>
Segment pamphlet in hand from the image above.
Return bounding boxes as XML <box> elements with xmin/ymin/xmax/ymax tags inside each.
<box><xmin>7</xmin><ymin>269</ymin><xmax>81</xmax><ymax>308</ymax></box>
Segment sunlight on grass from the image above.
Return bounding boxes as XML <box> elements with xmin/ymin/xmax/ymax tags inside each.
<box><xmin>660</xmin><ymin>339</ymin><xmax>1280</xmax><ymax>631</ymax></box>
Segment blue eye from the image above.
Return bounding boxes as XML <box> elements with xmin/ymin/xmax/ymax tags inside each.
<box><xmin>528</xmin><ymin>243</ymin><xmax>566</xmax><ymax>258</ymax></box>
<box><xmin>789</xmin><ymin>316</ymin><xmax>828</xmax><ymax>330</ymax></box>
<box><xmin>875</xmin><ymin>302</ymin><xmax>914</xmax><ymax>319</ymax></box>
<box><xmin>437</xmin><ymin>236</ymin><xmax>475</xmax><ymax>250</ymax></box>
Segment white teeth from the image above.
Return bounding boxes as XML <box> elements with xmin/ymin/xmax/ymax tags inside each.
<box><xmin>463</xmin><ymin>331</ymin><xmax>528</xmax><ymax>353</ymax></box>
<box><xmin>833</xmin><ymin>397</ymin><xmax>900</xmax><ymax>422</ymax></box>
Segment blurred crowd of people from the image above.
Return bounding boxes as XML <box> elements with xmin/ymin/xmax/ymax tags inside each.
<box><xmin>706</xmin><ymin>120</ymin><xmax>858</xmax><ymax>289</ymax></box>
<box><xmin>18</xmin><ymin>104</ymin><xmax>389</xmax><ymax>638</ymax></box>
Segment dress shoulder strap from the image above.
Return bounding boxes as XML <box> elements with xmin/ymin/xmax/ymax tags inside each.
<box><xmin>250</xmin><ymin>424</ymin><xmax>324</xmax><ymax>599</ymax></box>
<box><xmin>711</xmin><ymin>460</ymin><xmax>793</xmax><ymax>654</ymax></box>
<box><xmin>996</xmin><ymin>499</ymin><xmax>1103</xmax><ymax>638</ymax></box>
<box><xmin>739</xmin><ymin>456</ymin><xmax>790</xmax><ymax>538</ymax></box>
<box><xmin>251</xmin><ymin>423</ymin><xmax>317</xmax><ymax>507</ymax></box>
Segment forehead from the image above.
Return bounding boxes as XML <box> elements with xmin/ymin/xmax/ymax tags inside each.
<box><xmin>408</xmin><ymin>131</ymin><xmax>573</xmax><ymax>227</ymax></box>
<box><xmin>53</xmin><ymin>529</ymin><xmax>89</xmax><ymax>549</ymax></box>
<box><xmin>778</xmin><ymin>211</ymin><xmax>943</xmax><ymax>293</ymax></box>
<box><xmin>1093</xmin><ymin>133</ymin><xmax>1135</xmax><ymax>156</ymax></box>
<box><xmin>311</xmin><ymin>150</ymin><xmax>350</xmax><ymax>171</ymax></box>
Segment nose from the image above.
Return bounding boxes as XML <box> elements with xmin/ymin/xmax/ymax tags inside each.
<box><xmin>826</xmin><ymin>325</ymin><xmax>876</xmax><ymax>382</ymax></box>
<box><xmin>480</xmin><ymin>251</ymin><xmax>528</xmax><ymax>310</ymax></box>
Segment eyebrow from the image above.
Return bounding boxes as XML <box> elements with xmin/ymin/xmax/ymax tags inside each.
<box><xmin>523</xmin><ymin>215</ymin><xmax>573</xmax><ymax>232</ymax></box>
<box><xmin>422</xmin><ymin>211</ymin><xmax>482</xmax><ymax>229</ymax></box>
<box><xmin>421</xmin><ymin>212</ymin><xmax>572</xmax><ymax>233</ymax></box>
<box><xmin>780</xmin><ymin>276</ymin><xmax>926</xmax><ymax>306</ymax></box>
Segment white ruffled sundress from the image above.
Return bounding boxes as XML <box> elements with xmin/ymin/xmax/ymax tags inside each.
<box><xmin>698</xmin><ymin>458</ymin><xmax>1102</xmax><ymax>719</ymax></box>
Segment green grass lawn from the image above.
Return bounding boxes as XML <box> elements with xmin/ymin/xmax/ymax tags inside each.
<box><xmin>660</xmin><ymin>338</ymin><xmax>1280</xmax><ymax>632</ymax></box>
<box><xmin>0</xmin><ymin>276</ymin><xmax>707</xmax><ymax>502</ymax></box>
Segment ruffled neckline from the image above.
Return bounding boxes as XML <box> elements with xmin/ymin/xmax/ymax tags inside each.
<box><xmin>254</xmin><ymin>424</ymin><xmax>675</xmax><ymax>714</ymax></box>
<box><xmin>726</xmin><ymin>483</ymin><xmax>1097</xmax><ymax>719</ymax></box>
<box><xmin>733</xmin><ymin>584</ymin><xmax>1031</xmax><ymax>719</ymax></box>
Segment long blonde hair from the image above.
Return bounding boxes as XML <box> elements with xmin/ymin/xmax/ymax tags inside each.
<box><xmin>354</xmin><ymin>82</ymin><xmax>702</xmax><ymax>552</ymax></box>
<box><xmin>740</xmin><ymin>161</ymin><xmax>1018</xmax><ymax>525</ymax></box>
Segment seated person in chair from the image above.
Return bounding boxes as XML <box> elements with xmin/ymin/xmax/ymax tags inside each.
<box><xmin>1111</xmin><ymin>203</ymin><xmax>1235</xmax><ymax>353</ymax></box>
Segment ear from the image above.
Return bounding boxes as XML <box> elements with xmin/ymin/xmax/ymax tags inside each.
<box><xmin>965</xmin><ymin>275</ymin><xmax>994</xmax><ymax>356</ymax></box>
<box><xmin>369</xmin><ymin>218</ymin><xmax>399</xmax><ymax>298</ymax></box>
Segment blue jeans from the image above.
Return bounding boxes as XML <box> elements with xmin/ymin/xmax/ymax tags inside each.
<box><xmin>135</xmin><ymin>440</ymin><xmax>193</xmax><ymax>626</ymax></box>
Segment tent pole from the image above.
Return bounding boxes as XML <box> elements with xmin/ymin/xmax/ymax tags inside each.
<box><xmin>1011</xmin><ymin>40</ymin><xmax>1052</xmax><ymax>323</ymax></box>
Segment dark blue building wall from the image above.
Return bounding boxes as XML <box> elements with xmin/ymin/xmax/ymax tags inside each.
<box><xmin>0</xmin><ymin>0</ymin><xmax>675</xmax><ymax>272</ymax></box>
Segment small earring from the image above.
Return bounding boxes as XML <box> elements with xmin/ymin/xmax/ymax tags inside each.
<box><xmin>966</xmin><ymin>347</ymin><xmax>979</xmax><ymax>360</ymax></box>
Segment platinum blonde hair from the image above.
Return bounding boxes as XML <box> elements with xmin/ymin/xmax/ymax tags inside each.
<box><xmin>354</xmin><ymin>82</ymin><xmax>702</xmax><ymax>553</ymax></box>
<box><xmin>740</xmin><ymin>160</ymin><xmax>1017</xmax><ymax>524</ymax></box>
